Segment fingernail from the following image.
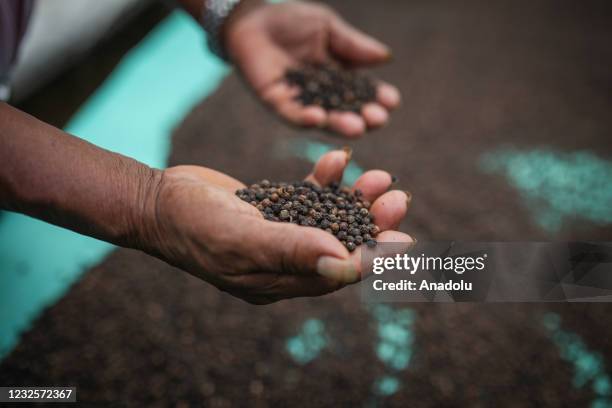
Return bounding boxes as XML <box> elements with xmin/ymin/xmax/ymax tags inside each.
<box><xmin>404</xmin><ymin>190</ymin><xmax>412</xmax><ymax>209</ymax></box>
<box><xmin>384</xmin><ymin>50</ymin><xmax>394</xmax><ymax>62</ymax></box>
<box><xmin>342</xmin><ymin>146</ymin><xmax>353</xmax><ymax>164</ymax></box>
<box><xmin>317</xmin><ymin>256</ymin><xmax>359</xmax><ymax>283</ymax></box>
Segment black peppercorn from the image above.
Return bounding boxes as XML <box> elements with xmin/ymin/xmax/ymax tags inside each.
<box><xmin>285</xmin><ymin>64</ymin><xmax>376</xmax><ymax>113</ymax></box>
<box><xmin>237</xmin><ymin>180</ymin><xmax>380</xmax><ymax>251</ymax></box>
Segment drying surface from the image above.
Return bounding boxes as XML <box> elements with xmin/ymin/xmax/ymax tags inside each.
<box><xmin>1</xmin><ymin>0</ymin><xmax>612</xmax><ymax>406</ymax></box>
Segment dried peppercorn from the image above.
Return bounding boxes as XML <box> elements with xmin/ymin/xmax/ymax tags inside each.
<box><xmin>285</xmin><ymin>63</ymin><xmax>376</xmax><ymax>113</ymax></box>
<box><xmin>236</xmin><ymin>180</ymin><xmax>379</xmax><ymax>252</ymax></box>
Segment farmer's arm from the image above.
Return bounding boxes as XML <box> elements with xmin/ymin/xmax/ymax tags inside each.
<box><xmin>1</xmin><ymin>103</ymin><xmax>412</xmax><ymax>303</ymax></box>
<box><xmin>0</xmin><ymin>102</ymin><xmax>159</xmax><ymax>248</ymax></box>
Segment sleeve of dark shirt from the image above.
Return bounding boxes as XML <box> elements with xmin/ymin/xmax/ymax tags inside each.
<box><xmin>0</xmin><ymin>0</ymin><xmax>34</xmax><ymax>99</ymax></box>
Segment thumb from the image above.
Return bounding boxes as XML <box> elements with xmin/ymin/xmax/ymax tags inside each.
<box><xmin>329</xmin><ymin>17</ymin><xmax>391</xmax><ymax>65</ymax></box>
<box><xmin>248</xmin><ymin>219</ymin><xmax>359</xmax><ymax>283</ymax></box>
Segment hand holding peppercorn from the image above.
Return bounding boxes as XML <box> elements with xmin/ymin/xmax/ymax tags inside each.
<box><xmin>224</xmin><ymin>1</ymin><xmax>401</xmax><ymax>138</ymax></box>
<box><xmin>144</xmin><ymin>150</ymin><xmax>413</xmax><ymax>304</ymax></box>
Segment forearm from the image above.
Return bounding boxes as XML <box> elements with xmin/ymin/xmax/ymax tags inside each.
<box><xmin>0</xmin><ymin>102</ymin><xmax>161</xmax><ymax>249</ymax></box>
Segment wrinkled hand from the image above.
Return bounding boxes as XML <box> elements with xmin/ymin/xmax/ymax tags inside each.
<box><xmin>225</xmin><ymin>1</ymin><xmax>401</xmax><ymax>138</ymax></box>
<box><xmin>145</xmin><ymin>150</ymin><xmax>412</xmax><ymax>304</ymax></box>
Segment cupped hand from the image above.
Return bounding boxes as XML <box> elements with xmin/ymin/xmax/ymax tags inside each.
<box><xmin>145</xmin><ymin>150</ymin><xmax>413</xmax><ymax>304</ymax></box>
<box><xmin>225</xmin><ymin>1</ymin><xmax>401</xmax><ymax>138</ymax></box>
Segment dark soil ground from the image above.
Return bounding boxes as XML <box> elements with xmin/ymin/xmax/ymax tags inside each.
<box><xmin>1</xmin><ymin>0</ymin><xmax>612</xmax><ymax>406</ymax></box>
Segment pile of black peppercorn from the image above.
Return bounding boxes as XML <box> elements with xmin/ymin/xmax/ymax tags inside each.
<box><xmin>236</xmin><ymin>180</ymin><xmax>379</xmax><ymax>251</ymax></box>
<box><xmin>285</xmin><ymin>64</ymin><xmax>377</xmax><ymax>113</ymax></box>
